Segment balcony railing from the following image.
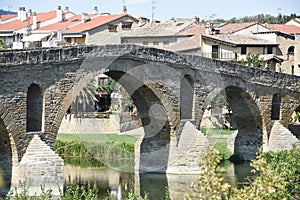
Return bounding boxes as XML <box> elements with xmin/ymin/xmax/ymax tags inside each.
<box><xmin>201</xmin><ymin>52</ymin><xmax>237</xmax><ymax>60</ymax></box>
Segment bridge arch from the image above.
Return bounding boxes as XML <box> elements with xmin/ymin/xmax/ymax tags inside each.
<box><xmin>225</xmin><ymin>86</ymin><xmax>263</xmax><ymax>161</ymax></box>
<box><xmin>0</xmin><ymin>104</ymin><xmax>20</xmax><ymax>196</ymax></box>
<box><xmin>46</xmin><ymin>56</ymin><xmax>179</xmax><ymax>172</ymax></box>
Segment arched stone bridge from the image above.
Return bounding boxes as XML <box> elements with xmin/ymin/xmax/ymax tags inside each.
<box><xmin>0</xmin><ymin>44</ymin><xmax>299</xmax><ymax>195</ymax></box>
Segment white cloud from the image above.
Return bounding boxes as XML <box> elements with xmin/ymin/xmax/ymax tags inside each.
<box><xmin>127</xmin><ymin>0</ymin><xmax>152</xmax><ymax>5</ymax></box>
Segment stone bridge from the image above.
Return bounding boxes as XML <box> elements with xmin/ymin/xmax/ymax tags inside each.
<box><xmin>0</xmin><ymin>44</ymin><xmax>299</xmax><ymax>195</ymax></box>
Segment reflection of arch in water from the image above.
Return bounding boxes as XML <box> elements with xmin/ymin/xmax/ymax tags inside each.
<box><xmin>225</xmin><ymin>86</ymin><xmax>263</xmax><ymax>161</ymax></box>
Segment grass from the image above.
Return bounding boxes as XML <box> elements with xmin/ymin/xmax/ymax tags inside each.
<box><xmin>56</xmin><ymin>133</ymin><xmax>138</xmax><ymax>145</ymax></box>
<box><xmin>214</xmin><ymin>141</ymin><xmax>232</xmax><ymax>160</ymax></box>
<box><xmin>200</xmin><ymin>128</ymin><xmax>236</xmax><ymax>135</ymax></box>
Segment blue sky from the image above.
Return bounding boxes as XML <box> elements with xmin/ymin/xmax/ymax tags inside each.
<box><xmin>1</xmin><ymin>0</ymin><xmax>299</xmax><ymax>21</ymax></box>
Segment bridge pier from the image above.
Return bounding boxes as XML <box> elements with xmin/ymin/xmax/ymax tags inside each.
<box><xmin>11</xmin><ymin>134</ymin><xmax>64</xmax><ymax>196</ymax></box>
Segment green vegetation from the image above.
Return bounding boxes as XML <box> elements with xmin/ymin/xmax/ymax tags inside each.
<box><xmin>186</xmin><ymin>148</ymin><xmax>300</xmax><ymax>200</ymax></box>
<box><xmin>233</xmin><ymin>53</ymin><xmax>267</xmax><ymax>69</ymax></box>
<box><xmin>294</xmin><ymin>112</ymin><xmax>300</xmax><ymax>122</ymax></box>
<box><xmin>0</xmin><ymin>39</ymin><xmax>7</xmax><ymax>49</ymax></box>
<box><xmin>54</xmin><ymin>134</ymin><xmax>138</xmax><ymax>167</ymax></box>
<box><xmin>56</xmin><ymin>133</ymin><xmax>138</xmax><ymax>145</ymax></box>
<box><xmin>5</xmin><ymin>181</ymin><xmax>98</xmax><ymax>200</ymax></box>
<box><xmin>214</xmin><ymin>142</ymin><xmax>231</xmax><ymax>161</ymax></box>
<box><xmin>200</xmin><ymin>128</ymin><xmax>236</xmax><ymax>135</ymax></box>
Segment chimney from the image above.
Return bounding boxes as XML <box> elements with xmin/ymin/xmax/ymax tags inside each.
<box><xmin>93</xmin><ymin>6</ymin><xmax>99</xmax><ymax>15</ymax></box>
<box><xmin>56</xmin><ymin>6</ymin><xmax>63</xmax><ymax>22</ymax></box>
<box><xmin>193</xmin><ymin>16</ymin><xmax>200</xmax><ymax>24</ymax></box>
<box><xmin>18</xmin><ymin>7</ymin><xmax>27</xmax><ymax>21</ymax></box>
<box><xmin>205</xmin><ymin>22</ymin><xmax>213</xmax><ymax>35</ymax></box>
<box><xmin>81</xmin><ymin>13</ymin><xmax>88</xmax><ymax>23</ymax></box>
<box><xmin>32</xmin><ymin>12</ymin><xmax>37</xmax><ymax>30</ymax></box>
<box><xmin>123</xmin><ymin>5</ymin><xmax>127</xmax><ymax>13</ymax></box>
<box><xmin>64</xmin><ymin>6</ymin><xmax>69</xmax><ymax>12</ymax></box>
<box><xmin>28</xmin><ymin>9</ymin><xmax>32</xmax><ymax>16</ymax></box>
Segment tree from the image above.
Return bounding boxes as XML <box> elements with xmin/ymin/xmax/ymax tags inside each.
<box><xmin>0</xmin><ymin>39</ymin><xmax>7</xmax><ymax>49</ymax></box>
<box><xmin>233</xmin><ymin>53</ymin><xmax>267</xmax><ymax>69</ymax></box>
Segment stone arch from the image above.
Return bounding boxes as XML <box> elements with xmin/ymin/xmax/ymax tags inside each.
<box><xmin>0</xmin><ymin>104</ymin><xmax>20</xmax><ymax>196</ymax></box>
<box><xmin>0</xmin><ymin>118</ymin><xmax>12</xmax><ymax>196</ymax></box>
<box><xmin>49</xmin><ymin>61</ymin><xmax>174</xmax><ymax>172</ymax></box>
<box><xmin>225</xmin><ymin>86</ymin><xmax>263</xmax><ymax>161</ymax></box>
<box><xmin>271</xmin><ymin>93</ymin><xmax>281</xmax><ymax>120</ymax></box>
<box><xmin>180</xmin><ymin>74</ymin><xmax>194</xmax><ymax>120</ymax></box>
<box><xmin>26</xmin><ymin>83</ymin><xmax>43</xmax><ymax>132</ymax></box>
<box><xmin>104</xmin><ymin>70</ymin><xmax>171</xmax><ymax>172</ymax></box>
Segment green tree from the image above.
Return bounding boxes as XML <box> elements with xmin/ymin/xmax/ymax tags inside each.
<box><xmin>0</xmin><ymin>39</ymin><xmax>7</xmax><ymax>49</ymax></box>
<box><xmin>234</xmin><ymin>53</ymin><xmax>267</xmax><ymax>69</ymax></box>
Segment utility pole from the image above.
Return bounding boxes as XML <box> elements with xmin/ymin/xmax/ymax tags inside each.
<box><xmin>152</xmin><ymin>0</ymin><xmax>156</xmax><ymax>22</ymax></box>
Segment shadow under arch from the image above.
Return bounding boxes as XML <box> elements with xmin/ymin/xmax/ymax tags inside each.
<box><xmin>225</xmin><ymin>86</ymin><xmax>263</xmax><ymax>161</ymax></box>
<box><xmin>0</xmin><ymin>118</ymin><xmax>12</xmax><ymax>197</ymax></box>
<box><xmin>105</xmin><ymin>70</ymin><xmax>170</xmax><ymax>172</ymax></box>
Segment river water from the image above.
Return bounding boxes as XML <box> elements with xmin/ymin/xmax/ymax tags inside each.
<box><xmin>64</xmin><ymin>161</ymin><xmax>252</xmax><ymax>200</ymax></box>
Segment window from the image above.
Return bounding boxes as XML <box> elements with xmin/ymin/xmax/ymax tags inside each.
<box><xmin>292</xmin><ymin>65</ymin><xmax>294</xmax><ymax>75</ymax></box>
<box><xmin>153</xmin><ymin>41</ymin><xmax>159</xmax><ymax>46</ymax></box>
<box><xmin>267</xmin><ymin>46</ymin><xmax>273</xmax><ymax>54</ymax></box>
<box><xmin>163</xmin><ymin>41</ymin><xmax>169</xmax><ymax>46</ymax></box>
<box><xmin>122</xmin><ymin>21</ymin><xmax>133</xmax><ymax>30</ymax></box>
<box><xmin>108</xmin><ymin>25</ymin><xmax>117</xmax><ymax>32</ymax></box>
<box><xmin>287</xmin><ymin>46</ymin><xmax>295</xmax><ymax>55</ymax></box>
<box><xmin>241</xmin><ymin>46</ymin><xmax>247</xmax><ymax>55</ymax></box>
<box><xmin>143</xmin><ymin>41</ymin><xmax>148</xmax><ymax>46</ymax></box>
<box><xmin>212</xmin><ymin>45</ymin><xmax>219</xmax><ymax>58</ymax></box>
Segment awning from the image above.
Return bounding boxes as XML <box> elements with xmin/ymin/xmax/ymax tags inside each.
<box><xmin>22</xmin><ymin>33</ymin><xmax>50</xmax><ymax>42</ymax></box>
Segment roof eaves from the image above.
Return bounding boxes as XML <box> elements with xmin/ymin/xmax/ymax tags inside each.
<box><xmin>201</xmin><ymin>35</ymin><xmax>237</xmax><ymax>46</ymax></box>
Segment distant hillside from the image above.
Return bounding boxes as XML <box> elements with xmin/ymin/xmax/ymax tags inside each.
<box><xmin>0</xmin><ymin>9</ymin><xmax>16</xmax><ymax>15</ymax></box>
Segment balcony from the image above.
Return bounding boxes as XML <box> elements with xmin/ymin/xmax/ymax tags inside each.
<box><xmin>200</xmin><ymin>52</ymin><xmax>237</xmax><ymax>60</ymax></box>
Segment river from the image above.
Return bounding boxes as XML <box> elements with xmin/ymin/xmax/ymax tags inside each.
<box><xmin>64</xmin><ymin>161</ymin><xmax>252</xmax><ymax>200</ymax></box>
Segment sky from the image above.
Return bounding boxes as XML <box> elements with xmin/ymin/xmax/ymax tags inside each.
<box><xmin>1</xmin><ymin>0</ymin><xmax>300</xmax><ymax>22</ymax></box>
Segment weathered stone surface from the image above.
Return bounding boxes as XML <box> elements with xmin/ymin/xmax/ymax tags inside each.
<box><xmin>0</xmin><ymin>44</ymin><xmax>299</xmax><ymax>190</ymax></box>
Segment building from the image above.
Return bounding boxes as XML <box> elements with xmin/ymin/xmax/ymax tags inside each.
<box><xmin>63</xmin><ymin>12</ymin><xmax>138</xmax><ymax>45</ymax></box>
<box><xmin>0</xmin><ymin>6</ymin><xmax>75</xmax><ymax>49</ymax></box>
<box><xmin>121</xmin><ymin>17</ymin><xmax>199</xmax><ymax>49</ymax></box>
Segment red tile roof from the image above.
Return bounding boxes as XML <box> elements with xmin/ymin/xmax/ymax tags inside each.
<box><xmin>36</xmin><ymin>14</ymin><xmax>95</xmax><ymax>31</ymax></box>
<box><xmin>166</xmin><ymin>35</ymin><xmax>200</xmax><ymax>52</ymax></box>
<box><xmin>177</xmin><ymin>24</ymin><xmax>206</xmax><ymax>36</ymax></box>
<box><xmin>0</xmin><ymin>14</ymin><xmax>17</xmax><ymax>21</ymax></box>
<box><xmin>64</xmin><ymin>13</ymin><xmax>128</xmax><ymax>33</ymax></box>
<box><xmin>0</xmin><ymin>10</ymin><xmax>71</xmax><ymax>31</ymax></box>
<box><xmin>267</xmin><ymin>24</ymin><xmax>300</xmax><ymax>34</ymax></box>
<box><xmin>219</xmin><ymin>22</ymin><xmax>257</xmax><ymax>34</ymax></box>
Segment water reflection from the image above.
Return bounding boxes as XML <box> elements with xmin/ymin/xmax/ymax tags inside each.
<box><xmin>64</xmin><ymin>161</ymin><xmax>252</xmax><ymax>199</ymax></box>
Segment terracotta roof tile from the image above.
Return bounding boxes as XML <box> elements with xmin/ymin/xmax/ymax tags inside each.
<box><xmin>219</xmin><ymin>22</ymin><xmax>257</xmax><ymax>34</ymax></box>
<box><xmin>177</xmin><ymin>24</ymin><xmax>206</xmax><ymax>36</ymax></box>
<box><xmin>267</xmin><ymin>24</ymin><xmax>300</xmax><ymax>34</ymax></box>
<box><xmin>36</xmin><ymin>14</ymin><xmax>95</xmax><ymax>31</ymax></box>
<box><xmin>166</xmin><ymin>35</ymin><xmax>200</xmax><ymax>52</ymax></box>
<box><xmin>64</xmin><ymin>13</ymin><xmax>128</xmax><ymax>33</ymax></box>
<box><xmin>0</xmin><ymin>14</ymin><xmax>17</xmax><ymax>21</ymax></box>
<box><xmin>203</xmin><ymin>34</ymin><xmax>277</xmax><ymax>46</ymax></box>
<box><xmin>0</xmin><ymin>10</ymin><xmax>71</xmax><ymax>31</ymax></box>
